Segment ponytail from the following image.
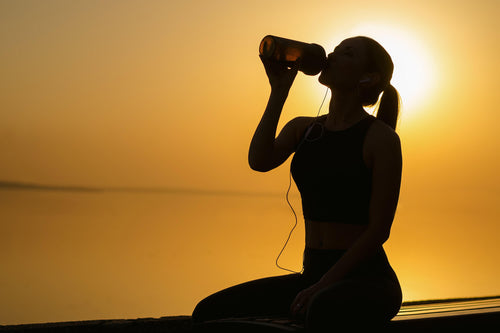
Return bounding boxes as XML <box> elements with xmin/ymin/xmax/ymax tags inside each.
<box><xmin>376</xmin><ymin>84</ymin><xmax>400</xmax><ymax>130</ymax></box>
<box><xmin>355</xmin><ymin>36</ymin><xmax>400</xmax><ymax>130</ymax></box>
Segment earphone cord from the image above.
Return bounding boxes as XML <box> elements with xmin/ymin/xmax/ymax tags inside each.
<box><xmin>275</xmin><ymin>171</ymin><xmax>302</xmax><ymax>274</ymax></box>
<box><xmin>275</xmin><ymin>87</ymin><xmax>329</xmax><ymax>274</ymax></box>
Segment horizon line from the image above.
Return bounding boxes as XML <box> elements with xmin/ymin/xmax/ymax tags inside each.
<box><xmin>0</xmin><ymin>180</ymin><xmax>287</xmax><ymax>197</ymax></box>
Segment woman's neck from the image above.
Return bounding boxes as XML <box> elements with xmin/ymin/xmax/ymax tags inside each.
<box><xmin>325</xmin><ymin>92</ymin><xmax>368</xmax><ymax>131</ymax></box>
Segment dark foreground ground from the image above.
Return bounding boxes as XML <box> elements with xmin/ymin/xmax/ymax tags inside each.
<box><xmin>2</xmin><ymin>297</ymin><xmax>499</xmax><ymax>332</ymax></box>
<box><xmin>1</xmin><ymin>314</ymin><xmax>500</xmax><ymax>333</ymax></box>
<box><xmin>0</xmin><ymin>316</ymin><xmax>192</xmax><ymax>333</ymax></box>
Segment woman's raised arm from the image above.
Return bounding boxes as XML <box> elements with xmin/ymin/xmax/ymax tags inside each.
<box><xmin>248</xmin><ymin>57</ymin><xmax>308</xmax><ymax>172</ymax></box>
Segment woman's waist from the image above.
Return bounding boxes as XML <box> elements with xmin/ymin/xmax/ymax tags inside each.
<box><xmin>302</xmin><ymin>246</ymin><xmax>394</xmax><ymax>281</ymax></box>
<box><xmin>305</xmin><ymin>219</ymin><xmax>367</xmax><ymax>250</ymax></box>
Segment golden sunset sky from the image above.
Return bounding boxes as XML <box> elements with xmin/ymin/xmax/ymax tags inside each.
<box><xmin>1</xmin><ymin>0</ymin><xmax>499</xmax><ymax>325</ymax></box>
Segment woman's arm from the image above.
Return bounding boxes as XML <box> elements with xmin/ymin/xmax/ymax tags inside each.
<box><xmin>291</xmin><ymin>122</ymin><xmax>402</xmax><ymax>315</ymax></box>
<box><xmin>248</xmin><ymin>57</ymin><xmax>305</xmax><ymax>172</ymax></box>
<box><xmin>319</xmin><ymin>124</ymin><xmax>402</xmax><ymax>284</ymax></box>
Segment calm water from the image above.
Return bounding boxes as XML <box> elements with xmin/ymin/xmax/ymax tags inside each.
<box><xmin>1</xmin><ymin>188</ymin><xmax>499</xmax><ymax>325</ymax></box>
<box><xmin>0</xmin><ymin>189</ymin><xmax>305</xmax><ymax>325</ymax></box>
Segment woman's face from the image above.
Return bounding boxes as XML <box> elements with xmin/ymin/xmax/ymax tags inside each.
<box><xmin>319</xmin><ymin>37</ymin><xmax>368</xmax><ymax>90</ymax></box>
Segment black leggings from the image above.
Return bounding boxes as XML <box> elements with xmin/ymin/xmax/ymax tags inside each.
<box><xmin>192</xmin><ymin>247</ymin><xmax>402</xmax><ymax>332</ymax></box>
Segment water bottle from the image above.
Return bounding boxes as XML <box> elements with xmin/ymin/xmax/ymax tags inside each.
<box><xmin>259</xmin><ymin>35</ymin><xmax>326</xmax><ymax>76</ymax></box>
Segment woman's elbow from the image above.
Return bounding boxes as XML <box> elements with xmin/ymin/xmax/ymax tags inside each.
<box><xmin>366</xmin><ymin>225</ymin><xmax>391</xmax><ymax>245</ymax></box>
<box><xmin>379</xmin><ymin>229</ymin><xmax>391</xmax><ymax>244</ymax></box>
<box><xmin>248</xmin><ymin>156</ymin><xmax>271</xmax><ymax>172</ymax></box>
<box><xmin>249</xmin><ymin>162</ymin><xmax>266</xmax><ymax>172</ymax></box>
<box><xmin>249</xmin><ymin>162</ymin><xmax>273</xmax><ymax>173</ymax></box>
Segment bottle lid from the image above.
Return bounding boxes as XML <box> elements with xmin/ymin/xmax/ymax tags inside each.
<box><xmin>259</xmin><ymin>35</ymin><xmax>276</xmax><ymax>58</ymax></box>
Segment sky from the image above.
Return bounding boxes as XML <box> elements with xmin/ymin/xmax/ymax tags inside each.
<box><xmin>1</xmin><ymin>0</ymin><xmax>499</xmax><ymax>324</ymax></box>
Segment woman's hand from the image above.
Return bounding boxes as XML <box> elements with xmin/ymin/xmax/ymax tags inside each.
<box><xmin>248</xmin><ymin>56</ymin><xmax>305</xmax><ymax>172</ymax></box>
<box><xmin>259</xmin><ymin>55</ymin><xmax>299</xmax><ymax>93</ymax></box>
<box><xmin>290</xmin><ymin>283</ymin><xmax>324</xmax><ymax>316</ymax></box>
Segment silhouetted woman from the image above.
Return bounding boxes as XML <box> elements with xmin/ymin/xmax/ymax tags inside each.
<box><xmin>192</xmin><ymin>36</ymin><xmax>403</xmax><ymax>332</ymax></box>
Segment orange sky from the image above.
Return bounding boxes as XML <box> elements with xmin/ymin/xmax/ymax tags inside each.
<box><xmin>1</xmin><ymin>0</ymin><xmax>499</xmax><ymax>325</ymax></box>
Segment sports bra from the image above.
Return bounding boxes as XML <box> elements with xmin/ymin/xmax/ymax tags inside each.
<box><xmin>290</xmin><ymin>115</ymin><xmax>376</xmax><ymax>224</ymax></box>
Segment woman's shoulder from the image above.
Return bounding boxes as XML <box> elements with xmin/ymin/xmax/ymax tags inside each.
<box><xmin>285</xmin><ymin>115</ymin><xmax>323</xmax><ymax>137</ymax></box>
<box><xmin>368</xmin><ymin>117</ymin><xmax>400</xmax><ymax>141</ymax></box>
<box><xmin>365</xmin><ymin>117</ymin><xmax>401</xmax><ymax>155</ymax></box>
<box><xmin>288</xmin><ymin>115</ymin><xmax>325</xmax><ymax>127</ymax></box>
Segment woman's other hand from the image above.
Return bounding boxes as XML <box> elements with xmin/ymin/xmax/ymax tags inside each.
<box><xmin>290</xmin><ymin>283</ymin><xmax>323</xmax><ymax>316</ymax></box>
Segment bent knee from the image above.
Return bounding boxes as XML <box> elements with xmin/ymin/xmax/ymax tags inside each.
<box><xmin>192</xmin><ymin>297</ymin><xmax>215</xmax><ymax>323</ymax></box>
<box><xmin>305</xmin><ymin>288</ymin><xmax>400</xmax><ymax>331</ymax></box>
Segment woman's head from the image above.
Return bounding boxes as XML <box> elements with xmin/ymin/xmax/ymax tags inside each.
<box><xmin>319</xmin><ymin>36</ymin><xmax>400</xmax><ymax>129</ymax></box>
<box><xmin>318</xmin><ymin>37</ymin><xmax>368</xmax><ymax>90</ymax></box>
<box><xmin>357</xmin><ymin>37</ymin><xmax>394</xmax><ymax>105</ymax></box>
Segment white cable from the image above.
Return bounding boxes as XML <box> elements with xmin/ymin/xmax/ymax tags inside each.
<box><xmin>275</xmin><ymin>87</ymin><xmax>329</xmax><ymax>273</ymax></box>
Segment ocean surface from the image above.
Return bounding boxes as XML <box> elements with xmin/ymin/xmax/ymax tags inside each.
<box><xmin>0</xmin><ymin>188</ymin><xmax>306</xmax><ymax>325</ymax></box>
<box><xmin>1</xmin><ymin>187</ymin><xmax>499</xmax><ymax>325</ymax></box>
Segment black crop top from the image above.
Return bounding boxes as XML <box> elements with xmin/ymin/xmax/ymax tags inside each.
<box><xmin>290</xmin><ymin>115</ymin><xmax>376</xmax><ymax>224</ymax></box>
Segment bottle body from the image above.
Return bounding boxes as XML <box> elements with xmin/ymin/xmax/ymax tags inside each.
<box><xmin>259</xmin><ymin>35</ymin><xmax>326</xmax><ymax>76</ymax></box>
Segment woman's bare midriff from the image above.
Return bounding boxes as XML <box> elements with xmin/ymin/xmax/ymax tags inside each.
<box><xmin>305</xmin><ymin>220</ymin><xmax>368</xmax><ymax>250</ymax></box>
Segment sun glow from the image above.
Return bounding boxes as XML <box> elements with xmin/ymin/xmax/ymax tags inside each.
<box><xmin>349</xmin><ymin>24</ymin><xmax>437</xmax><ymax>120</ymax></box>
<box><xmin>316</xmin><ymin>24</ymin><xmax>438</xmax><ymax>121</ymax></box>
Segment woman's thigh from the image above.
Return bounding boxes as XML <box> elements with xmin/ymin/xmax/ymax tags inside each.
<box><xmin>192</xmin><ymin>273</ymin><xmax>306</xmax><ymax>323</ymax></box>
<box><xmin>306</xmin><ymin>276</ymin><xmax>402</xmax><ymax>332</ymax></box>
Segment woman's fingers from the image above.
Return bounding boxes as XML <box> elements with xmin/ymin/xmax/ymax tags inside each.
<box><xmin>290</xmin><ymin>283</ymin><xmax>322</xmax><ymax>316</ymax></box>
<box><xmin>290</xmin><ymin>290</ymin><xmax>307</xmax><ymax>315</ymax></box>
<box><xmin>259</xmin><ymin>55</ymin><xmax>299</xmax><ymax>90</ymax></box>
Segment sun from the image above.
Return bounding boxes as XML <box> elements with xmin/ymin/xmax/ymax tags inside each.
<box><xmin>318</xmin><ymin>23</ymin><xmax>438</xmax><ymax>121</ymax></box>
<box><xmin>352</xmin><ymin>24</ymin><xmax>437</xmax><ymax>120</ymax></box>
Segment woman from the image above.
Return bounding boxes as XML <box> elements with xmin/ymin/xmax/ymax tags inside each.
<box><xmin>192</xmin><ymin>36</ymin><xmax>403</xmax><ymax>331</ymax></box>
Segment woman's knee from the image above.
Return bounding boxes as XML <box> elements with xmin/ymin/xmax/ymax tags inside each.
<box><xmin>304</xmin><ymin>282</ymin><xmax>400</xmax><ymax>332</ymax></box>
<box><xmin>192</xmin><ymin>274</ymin><xmax>304</xmax><ymax>323</ymax></box>
<box><xmin>191</xmin><ymin>296</ymin><xmax>213</xmax><ymax>323</ymax></box>
<box><xmin>305</xmin><ymin>291</ymin><xmax>353</xmax><ymax>332</ymax></box>
<box><xmin>191</xmin><ymin>289</ymin><xmax>246</xmax><ymax>323</ymax></box>
<box><xmin>306</xmin><ymin>298</ymin><xmax>383</xmax><ymax>332</ymax></box>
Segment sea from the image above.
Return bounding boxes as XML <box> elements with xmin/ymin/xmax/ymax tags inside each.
<box><xmin>1</xmin><ymin>186</ymin><xmax>499</xmax><ymax>325</ymax></box>
<box><xmin>0</xmin><ymin>187</ymin><xmax>305</xmax><ymax>325</ymax></box>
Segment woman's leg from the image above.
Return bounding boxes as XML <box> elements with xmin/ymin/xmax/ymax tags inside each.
<box><xmin>305</xmin><ymin>276</ymin><xmax>402</xmax><ymax>332</ymax></box>
<box><xmin>192</xmin><ymin>273</ymin><xmax>306</xmax><ymax>323</ymax></box>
